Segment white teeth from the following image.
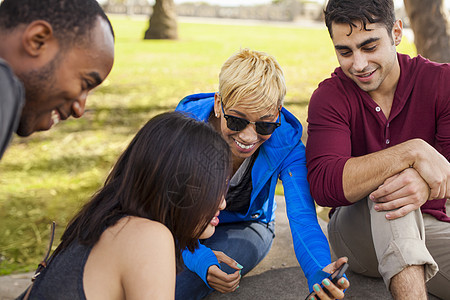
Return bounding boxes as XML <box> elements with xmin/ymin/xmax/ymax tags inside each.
<box><xmin>51</xmin><ymin>110</ymin><xmax>60</xmax><ymax>125</ymax></box>
<box><xmin>235</xmin><ymin>140</ymin><xmax>254</xmax><ymax>150</ymax></box>
<box><xmin>359</xmin><ymin>70</ymin><xmax>374</xmax><ymax>77</ymax></box>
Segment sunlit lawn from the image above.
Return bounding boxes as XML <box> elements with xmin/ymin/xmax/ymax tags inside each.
<box><xmin>0</xmin><ymin>15</ymin><xmax>416</xmax><ymax>275</ymax></box>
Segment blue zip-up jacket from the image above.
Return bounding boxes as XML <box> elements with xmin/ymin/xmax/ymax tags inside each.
<box><xmin>176</xmin><ymin>93</ymin><xmax>332</xmax><ymax>291</ymax></box>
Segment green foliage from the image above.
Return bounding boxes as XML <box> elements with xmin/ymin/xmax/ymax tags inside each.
<box><xmin>0</xmin><ymin>16</ymin><xmax>416</xmax><ymax>275</ymax></box>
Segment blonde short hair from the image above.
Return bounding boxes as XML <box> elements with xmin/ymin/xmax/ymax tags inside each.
<box><xmin>218</xmin><ymin>48</ymin><xmax>286</xmax><ymax>112</ymax></box>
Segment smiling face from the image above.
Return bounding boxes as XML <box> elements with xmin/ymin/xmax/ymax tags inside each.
<box><xmin>16</xmin><ymin>17</ymin><xmax>114</xmax><ymax>136</ymax></box>
<box><xmin>331</xmin><ymin>20</ymin><xmax>402</xmax><ymax>98</ymax></box>
<box><xmin>213</xmin><ymin>93</ymin><xmax>280</xmax><ymax>162</ymax></box>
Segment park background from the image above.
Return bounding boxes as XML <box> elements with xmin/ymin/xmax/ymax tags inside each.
<box><xmin>0</xmin><ymin>3</ymin><xmax>419</xmax><ymax>275</ymax></box>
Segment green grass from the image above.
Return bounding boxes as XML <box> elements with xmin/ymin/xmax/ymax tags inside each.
<box><xmin>0</xmin><ymin>16</ymin><xmax>417</xmax><ymax>275</ymax></box>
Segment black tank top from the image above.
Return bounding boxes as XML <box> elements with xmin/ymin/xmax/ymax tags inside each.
<box><xmin>225</xmin><ymin>149</ymin><xmax>258</xmax><ymax>213</ymax></box>
<box><xmin>16</xmin><ymin>241</ymin><xmax>92</xmax><ymax>300</ymax></box>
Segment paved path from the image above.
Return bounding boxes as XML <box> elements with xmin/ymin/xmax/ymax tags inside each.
<box><xmin>0</xmin><ymin>196</ymin><xmax>442</xmax><ymax>300</ymax></box>
<box><xmin>206</xmin><ymin>196</ymin><xmax>440</xmax><ymax>300</ymax></box>
<box><xmin>206</xmin><ymin>196</ymin><xmax>396</xmax><ymax>300</ymax></box>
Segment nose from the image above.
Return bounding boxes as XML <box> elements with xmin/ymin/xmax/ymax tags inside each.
<box><xmin>71</xmin><ymin>90</ymin><xmax>88</xmax><ymax>118</ymax></box>
<box><xmin>238</xmin><ymin>123</ymin><xmax>258</xmax><ymax>143</ymax></box>
<box><xmin>219</xmin><ymin>196</ymin><xmax>226</xmax><ymax>211</ymax></box>
<box><xmin>352</xmin><ymin>51</ymin><xmax>368</xmax><ymax>72</ymax></box>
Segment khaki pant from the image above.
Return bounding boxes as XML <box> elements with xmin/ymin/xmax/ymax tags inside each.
<box><xmin>328</xmin><ymin>197</ymin><xmax>450</xmax><ymax>299</ymax></box>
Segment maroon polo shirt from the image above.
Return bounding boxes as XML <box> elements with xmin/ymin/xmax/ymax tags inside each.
<box><xmin>306</xmin><ymin>53</ymin><xmax>450</xmax><ymax>222</ymax></box>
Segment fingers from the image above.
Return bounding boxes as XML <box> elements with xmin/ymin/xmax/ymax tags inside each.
<box><xmin>209</xmin><ymin>276</ymin><xmax>240</xmax><ymax>293</ymax></box>
<box><xmin>370</xmin><ymin>169</ymin><xmax>429</xmax><ymax>219</ymax></box>
<box><xmin>309</xmin><ymin>283</ymin><xmax>330</xmax><ymax>300</ymax></box>
<box><xmin>208</xmin><ymin>251</ymin><xmax>243</xmax><ymax>293</ymax></box>
<box><xmin>212</xmin><ymin>250</ymin><xmax>243</xmax><ymax>271</ymax></box>
<box><xmin>373</xmin><ymin>195</ymin><xmax>417</xmax><ymax>219</ymax></box>
<box><xmin>207</xmin><ymin>265</ymin><xmax>241</xmax><ymax>293</ymax></box>
<box><xmin>209</xmin><ymin>267</ymin><xmax>240</xmax><ymax>282</ymax></box>
<box><xmin>373</xmin><ymin>195</ymin><xmax>415</xmax><ymax>211</ymax></box>
<box><xmin>310</xmin><ymin>258</ymin><xmax>349</xmax><ymax>300</ymax></box>
<box><xmin>369</xmin><ymin>174</ymin><xmax>400</xmax><ymax>199</ymax></box>
<box><xmin>383</xmin><ymin>204</ymin><xmax>416</xmax><ymax>220</ymax></box>
<box><xmin>429</xmin><ymin>184</ymin><xmax>444</xmax><ymax>201</ymax></box>
<box><xmin>323</xmin><ymin>278</ymin><xmax>346</xmax><ymax>299</ymax></box>
<box><xmin>333</xmin><ymin>257</ymin><xmax>349</xmax><ymax>271</ymax></box>
<box><xmin>337</xmin><ymin>277</ymin><xmax>350</xmax><ymax>290</ymax></box>
<box><xmin>322</xmin><ymin>257</ymin><xmax>348</xmax><ymax>274</ymax></box>
<box><xmin>411</xmin><ymin>140</ymin><xmax>450</xmax><ymax>200</ymax></box>
<box><xmin>309</xmin><ymin>280</ymin><xmax>344</xmax><ymax>300</ymax></box>
<box><xmin>424</xmin><ymin>164</ymin><xmax>448</xmax><ymax>200</ymax></box>
<box><xmin>370</xmin><ymin>169</ymin><xmax>417</xmax><ymax>201</ymax></box>
<box><xmin>372</xmin><ymin>193</ymin><xmax>424</xmax><ymax>219</ymax></box>
<box><xmin>310</xmin><ymin>277</ymin><xmax>349</xmax><ymax>300</ymax></box>
<box><xmin>370</xmin><ymin>183</ymin><xmax>401</xmax><ymax>202</ymax></box>
<box><xmin>371</xmin><ymin>185</ymin><xmax>406</xmax><ymax>203</ymax></box>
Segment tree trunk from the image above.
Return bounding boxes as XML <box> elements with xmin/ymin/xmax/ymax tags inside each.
<box><xmin>144</xmin><ymin>0</ymin><xmax>178</xmax><ymax>40</ymax></box>
<box><xmin>403</xmin><ymin>0</ymin><xmax>450</xmax><ymax>63</ymax></box>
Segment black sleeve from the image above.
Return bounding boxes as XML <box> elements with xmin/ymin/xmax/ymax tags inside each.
<box><xmin>0</xmin><ymin>59</ymin><xmax>24</xmax><ymax>160</ymax></box>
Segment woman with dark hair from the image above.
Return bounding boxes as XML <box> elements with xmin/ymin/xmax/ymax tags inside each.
<box><xmin>18</xmin><ymin>111</ymin><xmax>231</xmax><ymax>299</ymax></box>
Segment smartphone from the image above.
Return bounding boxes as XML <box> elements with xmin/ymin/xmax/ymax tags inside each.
<box><xmin>304</xmin><ymin>262</ymin><xmax>349</xmax><ymax>300</ymax></box>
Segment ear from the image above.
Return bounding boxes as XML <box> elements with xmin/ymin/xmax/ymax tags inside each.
<box><xmin>21</xmin><ymin>20</ymin><xmax>56</xmax><ymax>57</ymax></box>
<box><xmin>214</xmin><ymin>92</ymin><xmax>221</xmax><ymax>118</ymax></box>
<box><xmin>392</xmin><ymin>19</ymin><xmax>403</xmax><ymax>46</ymax></box>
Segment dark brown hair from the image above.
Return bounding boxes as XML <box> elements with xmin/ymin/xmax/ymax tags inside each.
<box><xmin>324</xmin><ymin>0</ymin><xmax>395</xmax><ymax>38</ymax></box>
<box><xmin>55</xmin><ymin>112</ymin><xmax>231</xmax><ymax>270</ymax></box>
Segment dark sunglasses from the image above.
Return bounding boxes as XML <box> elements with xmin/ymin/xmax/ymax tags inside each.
<box><xmin>220</xmin><ymin>99</ymin><xmax>281</xmax><ymax>135</ymax></box>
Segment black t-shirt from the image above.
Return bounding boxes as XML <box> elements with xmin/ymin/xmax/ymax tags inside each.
<box><xmin>225</xmin><ymin>150</ymin><xmax>258</xmax><ymax>214</ymax></box>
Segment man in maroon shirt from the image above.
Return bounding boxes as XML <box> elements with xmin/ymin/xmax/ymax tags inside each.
<box><xmin>306</xmin><ymin>0</ymin><xmax>450</xmax><ymax>299</ymax></box>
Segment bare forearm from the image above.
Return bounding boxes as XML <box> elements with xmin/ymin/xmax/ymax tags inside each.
<box><xmin>343</xmin><ymin>139</ymin><xmax>420</xmax><ymax>202</ymax></box>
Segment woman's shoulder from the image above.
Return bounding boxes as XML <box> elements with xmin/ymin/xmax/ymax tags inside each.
<box><xmin>86</xmin><ymin>218</ymin><xmax>176</xmax><ymax>298</ymax></box>
<box><xmin>94</xmin><ymin>216</ymin><xmax>175</xmax><ymax>267</ymax></box>
<box><xmin>114</xmin><ymin>217</ymin><xmax>176</xmax><ymax>297</ymax></box>
<box><xmin>105</xmin><ymin>216</ymin><xmax>176</xmax><ymax>277</ymax></box>
<box><xmin>108</xmin><ymin>216</ymin><xmax>174</xmax><ymax>247</ymax></box>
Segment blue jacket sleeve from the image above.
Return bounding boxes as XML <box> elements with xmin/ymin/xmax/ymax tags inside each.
<box><xmin>182</xmin><ymin>243</ymin><xmax>221</xmax><ymax>289</ymax></box>
<box><xmin>279</xmin><ymin>140</ymin><xmax>333</xmax><ymax>292</ymax></box>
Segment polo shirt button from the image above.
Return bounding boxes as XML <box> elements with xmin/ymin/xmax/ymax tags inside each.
<box><xmin>375</xmin><ymin>106</ymin><xmax>381</xmax><ymax>112</ymax></box>
<box><xmin>386</xmin><ymin>139</ymin><xmax>390</xmax><ymax>144</ymax></box>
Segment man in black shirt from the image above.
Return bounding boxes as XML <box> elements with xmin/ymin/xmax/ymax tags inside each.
<box><xmin>0</xmin><ymin>0</ymin><xmax>115</xmax><ymax>160</ymax></box>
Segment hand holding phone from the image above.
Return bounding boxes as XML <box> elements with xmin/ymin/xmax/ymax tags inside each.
<box><xmin>304</xmin><ymin>262</ymin><xmax>349</xmax><ymax>300</ymax></box>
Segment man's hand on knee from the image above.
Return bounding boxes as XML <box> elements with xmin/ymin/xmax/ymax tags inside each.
<box><xmin>408</xmin><ymin>139</ymin><xmax>450</xmax><ymax>200</ymax></box>
<box><xmin>369</xmin><ymin>168</ymin><xmax>429</xmax><ymax>219</ymax></box>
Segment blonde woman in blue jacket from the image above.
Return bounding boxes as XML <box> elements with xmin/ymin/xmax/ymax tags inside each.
<box><xmin>175</xmin><ymin>49</ymin><xmax>350</xmax><ymax>299</ymax></box>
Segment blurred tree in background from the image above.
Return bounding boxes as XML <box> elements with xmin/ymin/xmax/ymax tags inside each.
<box><xmin>404</xmin><ymin>0</ymin><xmax>450</xmax><ymax>62</ymax></box>
<box><xmin>144</xmin><ymin>0</ymin><xmax>178</xmax><ymax>39</ymax></box>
